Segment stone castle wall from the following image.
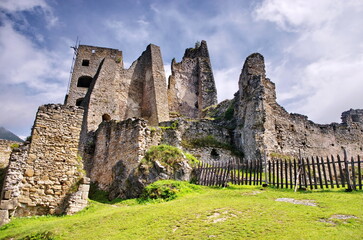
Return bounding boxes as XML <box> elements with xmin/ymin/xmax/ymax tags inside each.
<box><xmin>168</xmin><ymin>41</ymin><xmax>217</xmax><ymax>118</ymax></box>
<box><xmin>78</xmin><ymin>44</ymin><xmax>169</xmax><ymax>155</ymax></box>
<box><xmin>89</xmin><ymin>119</ymin><xmax>159</xmax><ymax>199</ymax></box>
<box><xmin>0</xmin><ymin>140</ymin><xmax>19</xmax><ymax>168</ymax></box>
<box><xmin>89</xmin><ymin>118</ymin><xmax>240</xmax><ymax>199</ymax></box>
<box><xmin>234</xmin><ymin>53</ymin><xmax>267</xmax><ymax>162</ymax></box>
<box><xmin>65</xmin><ymin>45</ymin><xmax>123</xmax><ymax>106</ymax></box>
<box><xmin>264</xmin><ymin>104</ymin><xmax>363</xmax><ymax>159</ymax></box>
<box><xmin>0</xmin><ymin>104</ymin><xmax>88</xmax><ymax>223</ymax></box>
<box><xmin>234</xmin><ymin>53</ymin><xmax>363</xmax><ymax>161</ymax></box>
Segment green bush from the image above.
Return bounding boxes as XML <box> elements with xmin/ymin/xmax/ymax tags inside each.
<box><xmin>139</xmin><ymin>180</ymin><xmax>201</xmax><ymax>203</ymax></box>
<box><xmin>10</xmin><ymin>143</ymin><xmax>20</xmax><ymax>149</ymax></box>
<box><xmin>142</xmin><ymin>145</ymin><xmax>199</xmax><ymax>169</ymax></box>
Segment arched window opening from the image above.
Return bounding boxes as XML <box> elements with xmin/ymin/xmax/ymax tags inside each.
<box><xmin>102</xmin><ymin>114</ymin><xmax>111</xmax><ymax>121</ymax></box>
<box><xmin>76</xmin><ymin>98</ymin><xmax>84</xmax><ymax>106</ymax></box>
<box><xmin>77</xmin><ymin>76</ymin><xmax>93</xmax><ymax>88</ymax></box>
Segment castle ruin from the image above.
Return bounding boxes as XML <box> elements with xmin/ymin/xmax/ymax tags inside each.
<box><xmin>0</xmin><ymin>40</ymin><xmax>362</xmax><ymax>225</ymax></box>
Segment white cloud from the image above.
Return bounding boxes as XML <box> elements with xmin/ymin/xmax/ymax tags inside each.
<box><xmin>254</xmin><ymin>0</ymin><xmax>363</xmax><ymax>124</ymax></box>
<box><xmin>214</xmin><ymin>67</ymin><xmax>240</xmax><ymax>102</ymax></box>
<box><xmin>164</xmin><ymin>64</ymin><xmax>171</xmax><ymax>80</ymax></box>
<box><xmin>0</xmin><ymin>20</ymin><xmax>71</xmax><ymax>136</ymax></box>
<box><xmin>105</xmin><ymin>19</ymin><xmax>150</xmax><ymax>45</ymax></box>
<box><xmin>0</xmin><ymin>0</ymin><xmax>58</xmax><ymax>28</ymax></box>
<box><xmin>254</xmin><ymin>0</ymin><xmax>344</xmax><ymax>31</ymax></box>
<box><xmin>0</xmin><ymin>0</ymin><xmax>48</xmax><ymax>12</ymax></box>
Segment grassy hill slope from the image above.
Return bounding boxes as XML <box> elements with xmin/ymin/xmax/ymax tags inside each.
<box><xmin>1</xmin><ymin>184</ymin><xmax>362</xmax><ymax>240</ymax></box>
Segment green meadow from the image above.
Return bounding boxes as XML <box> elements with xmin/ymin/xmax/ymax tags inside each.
<box><xmin>1</xmin><ymin>182</ymin><xmax>362</xmax><ymax>240</ymax></box>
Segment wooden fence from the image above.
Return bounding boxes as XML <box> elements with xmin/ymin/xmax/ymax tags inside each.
<box><xmin>268</xmin><ymin>155</ymin><xmax>362</xmax><ymax>190</ymax></box>
<box><xmin>192</xmin><ymin>154</ymin><xmax>362</xmax><ymax>191</ymax></box>
<box><xmin>193</xmin><ymin>160</ymin><xmax>263</xmax><ymax>187</ymax></box>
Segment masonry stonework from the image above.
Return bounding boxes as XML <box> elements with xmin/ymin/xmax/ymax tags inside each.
<box><xmin>65</xmin><ymin>45</ymin><xmax>123</xmax><ymax>107</ymax></box>
<box><xmin>1</xmin><ymin>41</ymin><xmax>362</xmax><ymax>225</ymax></box>
<box><xmin>168</xmin><ymin>41</ymin><xmax>217</xmax><ymax>118</ymax></box>
<box><xmin>0</xmin><ymin>140</ymin><xmax>19</xmax><ymax>168</ymax></box>
<box><xmin>234</xmin><ymin>53</ymin><xmax>363</xmax><ymax>161</ymax></box>
<box><xmin>88</xmin><ymin>118</ymin><xmax>240</xmax><ymax>199</ymax></box>
<box><xmin>0</xmin><ymin>104</ymin><xmax>88</xmax><ymax>224</ymax></box>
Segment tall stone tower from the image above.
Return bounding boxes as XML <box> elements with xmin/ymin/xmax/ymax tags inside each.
<box><xmin>65</xmin><ymin>45</ymin><xmax>123</xmax><ymax>107</ymax></box>
<box><xmin>168</xmin><ymin>40</ymin><xmax>217</xmax><ymax>118</ymax></box>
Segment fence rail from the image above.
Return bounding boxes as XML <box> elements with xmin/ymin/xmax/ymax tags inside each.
<box><xmin>192</xmin><ymin>154</ymin><xmax>362</xmax><ymax>191</ymax></box>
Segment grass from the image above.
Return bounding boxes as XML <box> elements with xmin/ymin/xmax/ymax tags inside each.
<box><xmin>141</xmin><ymin>144</ymin><xmax>199</xmax><ymax>170</ymax></box>
<box><xmin>0</xmin><ymin>183</ymin><xmax>362</xmax><ymax>240</ymax></box>
<box><xmin>139</xmin><ymin>180</ymin><xmax>202</xmax><ymax>203</ymax></box>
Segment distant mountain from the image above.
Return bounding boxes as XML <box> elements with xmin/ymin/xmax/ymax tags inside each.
<box><xmin>0</xmin><ymin>127</ymin><xmax>23</xmax><ymax>142</ymax></box>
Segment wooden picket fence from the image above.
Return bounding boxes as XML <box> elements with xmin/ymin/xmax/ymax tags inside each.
<box><xmin>268</xmin><ymin>155</ymin><xmax>362</xmax><ymax>190</ymax></box>
<box><xmin>192</xmin><ymin>154</ymin><xmax>363</xmax><ymax>191</ymax></box>
<box><xmin>193</xmin><ymin>159</ymin><xmax>264</xmax><ymax>187</ymax></box>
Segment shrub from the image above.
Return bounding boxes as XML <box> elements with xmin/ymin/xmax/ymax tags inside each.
<box><xmin>139</xmin><ymin>180</ymin><xmax>201</xmax><ymax>202</ymax></box>
<box><xmin>142</xmin><ymin>145</ymin><xmax>199</xmax><ymax>169</ymax></box>
<box><xmin>10</xmin><ymin>143</ymin><xmax>20</xmax><ymax>149</ymax></box>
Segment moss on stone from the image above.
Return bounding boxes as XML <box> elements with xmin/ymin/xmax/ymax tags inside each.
<box><xmin>141</xmin><ymin>144</ymin><xmax>199</xmax><ymax>170</ymax></box>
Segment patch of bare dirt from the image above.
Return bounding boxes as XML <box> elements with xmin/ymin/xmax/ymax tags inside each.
<box><xmin>275</xmin><ymin>198</ymin><xmax>317</xmax><ymax>206</ymax></box>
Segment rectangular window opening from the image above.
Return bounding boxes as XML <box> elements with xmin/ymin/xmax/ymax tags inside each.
<box><xmin>82</xmin><ymin>59</ymin><xmax>90</xmax><ymax>66</ymax></box>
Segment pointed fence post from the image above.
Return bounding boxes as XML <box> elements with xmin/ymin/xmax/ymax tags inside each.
<box><xmin>343</xmin><ymin>149</ymin><xmax>353</xmax><ymax>191</ymax></box>
<box><xmin>263</xmin><ymin>151</ymin><xmax>269</xmax><ymax>187</ymax></box>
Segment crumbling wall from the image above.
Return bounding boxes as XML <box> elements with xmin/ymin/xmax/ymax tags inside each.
<box><xmin>89</xmin><ymin>118</ymin><xmax>160</xmax><ymax>199</ymax></box>
<box><xmin>168</xmin><ymin>40</ymin><xmax>217</xmax><ymax>118</ymax></box>
<box><xmin>0</xmin><ymin>140</ymin><xmax>22</xmax><ymax>202</ymax></box>
<box><xmin>234</xmin><ymin>53</ymin><xmax>363</xmax><ymax>161</ymax></box>
<box><xmin>65</xmin><ymin>45</ymin><xmax>123</xmax><ymax>106</ymax></box>
<box><xmin>0</xmin><ymin>104</ymin><xmax>88</xmax><ymax>224</ymax></box>
<box><xmin>263</xmin><ymin>104</ymin><xmax>363</xmax><ymax>159</ymax></box>
<box><xmin>88</xmin><ymin>118</ymin><xmax>240</xmax><ymax>200</ymax></box>
<box><xmin>234</xmin><ymin>53</ymin><xmax>267</xmax><ymax>162</ymax></box>
<box><xmin>79</xmin><ymin>44</ymin><xmax>169</xmax><ymax>151</ymax></box>
<box><xmin>0</xmin><ymin>140</ymin><xmax>19</xmax><ymax>168</ymax></box>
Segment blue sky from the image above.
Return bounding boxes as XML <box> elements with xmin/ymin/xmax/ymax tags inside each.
<box><xmin>0</xmin><ymin>0</ymin><xmax>363</xmax><ymax>139</ymax></box>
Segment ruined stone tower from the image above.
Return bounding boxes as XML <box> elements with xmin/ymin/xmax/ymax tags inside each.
<box><xmin>168</xmin><ymin>40</ymin><xmax>217</xmax><ymax>118</ymax></box>
<box><xmin>234</xmin><ymin>53</ymin><xmax>363</xmax><ymax>161</ymax></box>
<box><xmin>66</xmin><ymin>44</ymin><xmax>169</xmax><ymax>133</ymax></box>
<box><xmin>65</xmin><ymin>45</ymin><xmax>123</xmax><ymax>107</ymax></box>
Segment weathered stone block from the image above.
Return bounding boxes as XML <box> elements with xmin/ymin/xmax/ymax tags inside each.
<box><xmin>24</xmin><ymin>168</ymin><xmax>34</xmax><ymax>177</ymax></box>
<box><xmin>78</xmin><ymin>184</ymin><xmax>90</xmax><ymax>192</ymax></box>
<box><xmin>18</xmin><ymin>197</ymin><xmax>32</xmax><ymax>204</ymax></box>
<box><xmin>3</xmin><ymin>191</ymin><xmax>11</xmax><ymax>200</ymax></box>
<box><xmin>0</xmin><ymin>210</ymin><xmax>9</xmax><ymax>226</ymax></box>
<box><xmin>27</xmin><ymin>154</ymin><xmax>36</xmax><ymax>163</ymax></box>
<box><xmin>0</xmin><ymin>200</ymin><xmax>16</xmax><ymax>210</ymax></box>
